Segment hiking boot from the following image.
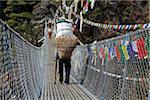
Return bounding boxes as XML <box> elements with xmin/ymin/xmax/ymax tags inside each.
<box><xmin>64</xmin><ymin>80</ymin><xmax>69</xmax><ymax>84</ymax></box>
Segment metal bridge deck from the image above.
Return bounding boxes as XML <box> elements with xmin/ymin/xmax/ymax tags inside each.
<box><xmin>40</xmin><ymin>40</ymin><xmax>92</xmax><ymax>100</ymax></box>
<box><xmin>40</xmin><ymin>62</ymin><xmax>92</xmax><ymax>100</ymax></box>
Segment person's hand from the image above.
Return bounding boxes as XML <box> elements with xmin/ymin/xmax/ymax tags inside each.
<box><xmin>72</xmin><ymin>25</ymin><xmax>77</xmax><ymax>32</ymax></box>
<box><xmin>77</xmin><ymin>39</ymin><xmax>84</xmax><ymax>46</ymax></box>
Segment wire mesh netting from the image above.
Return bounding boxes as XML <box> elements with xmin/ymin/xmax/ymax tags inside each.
<box><xmin>0</xmin><ymin>20</ymin><xmax>45</xmax><ymax>100</ymax></box>
<box><xmin>71</xmin><ymin>28</ymin><xmax>150</xmax><ymax>100</ymax></box>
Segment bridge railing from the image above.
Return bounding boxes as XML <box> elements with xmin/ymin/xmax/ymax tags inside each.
<box><xmin>0</xmin><ymin>20</ymin><xmax>45</xmax><ymax>100</ymax></box>
<box><xmin>71</xmin><ymin>28</ymin><xmax>150</xmax><ymax>100</ymax></box>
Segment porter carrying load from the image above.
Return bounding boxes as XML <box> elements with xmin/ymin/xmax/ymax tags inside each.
<box><xmin>53</xmin><ymin>18</ymin><xmax>78</xmax><ymax>59</ymax></box>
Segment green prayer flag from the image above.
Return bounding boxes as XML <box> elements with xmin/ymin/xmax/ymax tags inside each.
<box><xmin>118</xmin><ymin>45</ymin><xmax>125</xmax><ymax>62</ymax></box>
<box><xmin>147</xmin><ymin>35</ymin><xmax>150</xmax><ymax>58</ymax></box>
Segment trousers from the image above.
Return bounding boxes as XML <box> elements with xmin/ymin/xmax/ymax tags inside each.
<box><xmin>59</xmin><ymin>59</ymin><xmax>71</xmax><ymax>84</ymax></box>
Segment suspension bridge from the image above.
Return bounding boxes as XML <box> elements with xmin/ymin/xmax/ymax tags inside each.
<box><xmin>0</xmin><ymin>18</ymin><xmax>150</xmax><ymax>100</ymax></box>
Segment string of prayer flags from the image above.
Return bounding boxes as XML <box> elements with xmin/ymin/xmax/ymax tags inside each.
<box><xmin>82</xmin><ymin>0</ymin><xmax>95</xmax><ymax>14</ymax></box>
<box><xmin>120</xmin><ymin>40</ymin><xmax>129</xmax><ymax>61</ymax></box>
<box><xmin>98</xmin><ymin>48</ymin><xmax>102</xmax><ymax>59</ymax></box>
<box><xmin>93</xmin><ymin>53</ymin><xmax>97</xmax><ymax>66</ymax></box>
<box><xmin>74</xmin><ymin>0</ymin><xmax>79</xmax><ymax>13</ymax></box>
<box><xmin>92</xmin><ymin>44</ymin><xmax>97</xmax><ymax>54</ymax></box>
<box><xmin>147</xmin><ymin>35</ymin><xmax>150</xmax><ymax>58</ymax></box>
<box><xmin>131</xmin><ymin>40</ymin><xmax>138</xmax><ymax>53</ymax></box>
<box><xmin>108</xmin><ymin>47</ymin><xmax>111</xmax><ymax>62</ymax></box>
<box><xmin>87</xmin><ymin>30</ymin><xmax>149</xmax><ymax>66</ymax></box>
<box><xmin>82</xmin><ymin>0</ymin><xmax>88</xmax><ymax>14</ymax></box>
<box><xmin>110</xmin><ymin>46</ymin><xmax>114</xmax><ymax>59</ymax></box>
<box><xmin>84</xmin><ymin>0</ymin><xmax>89</xmax><ymax>13</ymax></box>
<box><xmin>68</xmin><ymin>6</ymin><xmax>73</xmax><ymax>19</ymax></box>
<box><xmin>62</xmin><ymin>0</ymin><xmax>66</xmax><ymax>7</ymax></box>
<box><xmin>136</xmin><ymin>37</ymin><xmax>148</xmax><ymax>59</ymax></box>
<box><xmin>87</xmin><ymin>44</ymin><xmax>92</xmax><ymax>57</ymax></box>
<box><xmin>83</xmin><ymin>19</ymin><xmax>150</xmax><ymax>30</ymax></box>
<box><xmin>114</xmin><ymin>45</ymin><xmax>121</xmax><ymax>62</ymax></box>
<box><xmin>118</xmin><ymin>45</ymin><xmax>125</xmax><ymax>62</ymax></box>
<box><xmin>81</xmin><ymin>0</ymin><xmax>84</xmax><ymax>8</ymax></box>
<box><xmin>95</xmin><ymin>48</ymin><xmax>99</xmax><ymax>66</ymax></box>
<box><xmin>75</xmin><ymin>18</ymin><xmax>80</xmax><ymax>30</ymax></box>
<box><xmin>91</xmin><ymin>44</ymin><xmax>97</xmax><ymax>65</ymax></box>
<box><xmin>80</xmin><ymin>11</ymin><xmax>83</xmax><ymax>32</ymax></box>
<box><xmin>91</xmin><ymin>0</ymin><xmax>95</xmax><ymax>9</ymax></box>
<box><xmin>122</xmin><ymin>45</ymin><xmax>130</xmax><ymax>61</ymax></box>
<box><xmin>91</xmin><ymin>54</ymin><xmax>95</xmax><ymax>64</ymax></box>
<box><xmin>127</xmin><ymin>42</ymin><xmax>135</xmax><ymax>59</ymax></box>
<box><xmin>98</xmin><ymin>47</ymin><xmax>105</xmax><ymax>65</ymax></box>
<box><xmin>83</xmin><ymin>5</ymin><xmax>86</xmax><ymax>14</ymax></box>
<box><xmin>70</xmin><ymin>0</ymin><xmax>149</xmax><ymax>32</ymax></box>
<box><xmin>98</xmin><ymin>47</ymin><xmax>104</xmax><ymax>59</ymax></box>
<box><xmin>74</xmin><ymin>15</ymin><xmax>150</xmax><ymax>30</ymax></box>
<box><xmin>88</xmin><ymin>34</ymin><xmax>149</xmax><ymax>66</ymax></box>
<box><xmin>104</xmin><ymin>47</ymin><xmax>109</xmax><ymax>64</ymax></box>
<box><xmin>101</xmin><ymin>57</ymin><xmax>104</xmax><ymax>66</ymax></box>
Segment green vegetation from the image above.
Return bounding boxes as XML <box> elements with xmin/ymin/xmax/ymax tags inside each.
<box><xmin>0</xmin><ymin>0</ymin><xmax>39</xmax><ymax>45</ymax></box>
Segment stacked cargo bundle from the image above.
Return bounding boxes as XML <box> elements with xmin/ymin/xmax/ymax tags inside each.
<box><xmin>53</xmin><ymin>19</ymin><xmax>78</xmax><ymax>59</ymax></box>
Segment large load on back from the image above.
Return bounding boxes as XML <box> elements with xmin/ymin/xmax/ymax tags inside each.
<box><xmin>53</xmin><ymin>18</ymin><xmax>78</xmax><ymax>59</ymax></box>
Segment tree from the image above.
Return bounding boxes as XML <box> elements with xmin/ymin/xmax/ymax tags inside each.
<box><xmin>1</xmin><ymin>0</ymin><xmax>39</xmax><ymax>45</ymax></box>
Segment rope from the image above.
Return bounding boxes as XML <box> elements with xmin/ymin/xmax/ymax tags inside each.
<box><xmin>71</xmin><ymin>28</ymin><xmax>150</xmax><ymax>99</ymax></box>
<box><xmin>72</xmin><ymin>12</ymin><xmax>150</xmax><ymax>30</ymax></box>
<box><xmin>58</xmin><ymin>1</ymin><xmax>150</xmax><ymax>30</ymax></box>
<box><xmin>0</xmin><ymin>19</ymin><xmax>46</xmax><ymax>100</ymax></box>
